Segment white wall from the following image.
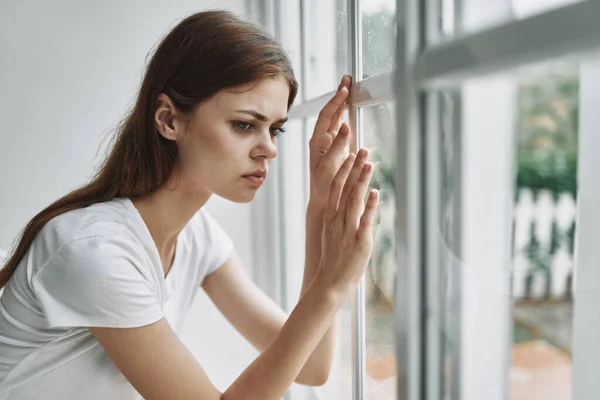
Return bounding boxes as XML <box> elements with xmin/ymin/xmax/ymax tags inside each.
<box><xmin>0</xmin><ymin>0</ymin><xmax>257</xmax><ymax>392</ymax></box>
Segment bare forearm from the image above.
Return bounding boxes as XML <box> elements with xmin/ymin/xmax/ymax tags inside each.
<box><xmin>222</xmin><ymin>278</ymin><xmax>346</xmax><ymax>400</ymax></box>
<box><xmin>303</xmin><ymin>201</ymin><xmax>326</xmax><ymax>287</ymax></box>
<box><xmin>296</xmin><ymin>202</ymin><xmax>337</xmax><ymax>384</ymax></box>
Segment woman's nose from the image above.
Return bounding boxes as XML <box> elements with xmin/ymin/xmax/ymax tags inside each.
<box><xmin>251</xmin><ymin>131</ymin><xmax>278</xmax><ymax>160</ymax></box>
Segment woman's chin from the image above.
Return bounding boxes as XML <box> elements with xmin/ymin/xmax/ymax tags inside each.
<box><xmin>219</xmin><ymin>190</ymin><xmax>257</xmax><ymax>204</ymax></box>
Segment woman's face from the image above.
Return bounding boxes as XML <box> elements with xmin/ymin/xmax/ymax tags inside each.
<box><xmin>173</xmin><ymin>75</ymin><xmax>290</xmax><ymax>203</ymax></box>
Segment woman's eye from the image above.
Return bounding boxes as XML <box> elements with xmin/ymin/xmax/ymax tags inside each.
<box><xmin>233</xmin><ymin>121</ymin><xmax>285</xmax><ymax>137</ymax></box>
<box><xmin>270</xmin><ymin>127</ymin><xmax>287</xmax><ymax>137</ymax></box>
<box><xmin>234</xmin><ymin>121</ymin><xmax>253</xmax><ymax>131</ymax></box>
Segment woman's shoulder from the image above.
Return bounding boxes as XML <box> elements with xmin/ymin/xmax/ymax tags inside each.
<box><xmin>40</xmin><ymin>197</ymin><xmax>137</xmax><ymax>243</ymax></box>
<box><xmin>28</xmin><ymin>198</ymin><xmax>146</xmax><ymax>272</ymax></box>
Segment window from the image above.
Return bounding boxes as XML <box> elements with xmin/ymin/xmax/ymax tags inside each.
<box><xmin>423</xmin><ymin>1</ymin><xmax>599</xmax><ymax>400</ymax></box>
<box><xmin>303</xmin><ymin>0</ymin><xmax>349</xmax><ymax>100</ymax></box>
<box><xmin>434</xmin><ymin>61</ymin><xmax>579</xmax><ymax>400</ymax></box>
<box><xmin>362</xmin><ymin>0</ymin><xmax>396</xmax><ymax>78</ymax></box>
<box><xmin>250</xmin><ymin>0</ymin><xmax>600</xmax><ymax>399</ymax></box>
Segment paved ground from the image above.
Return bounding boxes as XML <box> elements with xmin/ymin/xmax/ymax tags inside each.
<box><xmin>511</xmin><ymin>340</ymin><xmax>572</xmax><ymax>400</ymax></box>
<box><xmin>513</xmin><ymin>301</ymin><xmax>573</xmax><ymax>352</ymax></box>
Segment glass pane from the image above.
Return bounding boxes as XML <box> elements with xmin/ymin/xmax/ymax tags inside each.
<box><xmin>304</xmin><ymin>0</ymin><xmax>348</xmax><ymax>100</ymax></box>
<box><xmin>362</xmin><ymin>102</ymin><xmax>397</xmax><ymax>398</ymax></box>
<box><xmin>361</xmin><ymin>0</ymin><xmax>396</xmax><ymax>78</ymax></box>
<box><xmin>510</xmin><ymin>62</ymin><xmax>577</xmax><ymax>400</ymax></box>
<box><xmin>441</xmin><ymin>0</ymin><xmax>584</xmax><ymax>37</ymax></box>
<box><xmin>435</xmin><ymin>61</ymin><xmax>579</xmax><ymax>400</ymax></box>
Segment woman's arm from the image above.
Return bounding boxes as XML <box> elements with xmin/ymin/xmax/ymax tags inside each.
<box><xmin>90</xmin><ymin>276</ymin><xmax>344</xmax><ymax>400</ymax></box>
<box><xmin>202</xmin><ymin>245</ymin><xmax>333</xmax><ymax>386</ymax></box>
<box><xmin>92</xmin><ymin>149</ymin><xmax>378</xmax><ymax>400</ymax></box>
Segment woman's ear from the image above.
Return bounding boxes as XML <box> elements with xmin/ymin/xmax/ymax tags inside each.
<box><xmin>154</xmin><ymin>94</ymin><xmax>182</xmax><ymax>141</ymax></box>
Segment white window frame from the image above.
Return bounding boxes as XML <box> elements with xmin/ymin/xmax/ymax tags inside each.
<box><xmin>249</xmin><ymin>0</ymin><xmax>600</xmax><ymax>399</ymax></box>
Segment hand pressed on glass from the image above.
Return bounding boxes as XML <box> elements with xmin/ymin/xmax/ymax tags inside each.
<box><xmin>309</xmin><ymin>75</ymin><xmax>353</xmax><ymax>209</ymax></box>
<box><xmin>315</xmin><ymin>152</ymin><xmax>379</xmax><ymax>295</ymax></box>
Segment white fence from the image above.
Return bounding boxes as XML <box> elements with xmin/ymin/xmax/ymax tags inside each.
<box><xmin>512</xmin><ymin>188</ymin><xmax>577</xmax><ymax>300</ymax></box>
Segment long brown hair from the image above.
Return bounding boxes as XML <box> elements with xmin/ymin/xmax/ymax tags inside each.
<box><xmin>0</xmin><ymin>10</ymin><xmax>298</xmax><ymax>289</ymax></box>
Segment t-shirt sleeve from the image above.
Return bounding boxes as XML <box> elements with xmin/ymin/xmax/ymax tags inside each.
<box><xmin>31</xmin><ymin>235</ymin><xmax>164</xmax><ymax>329</ymax></box>
<box><xmin>201</xmin><ymin>211</ymin><xmax>235</xmax><ymax>276</ymax></box>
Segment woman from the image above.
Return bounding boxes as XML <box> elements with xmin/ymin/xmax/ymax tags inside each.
<box><xmin>0</xmin><ymin>10</ymin><xmax>378</xmax><ymax>400</ymax></box>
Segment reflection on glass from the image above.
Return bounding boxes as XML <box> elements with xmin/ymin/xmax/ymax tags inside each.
<box><xmin>304</xmin><ymin>0</ymin><xmax>348</xmax><ymax>100</ymax></box>
<box><xmin>361</xmin><ymin>0</ymin><xmax>396</xmax><ymax>78</ymax></box>
<box><xmin>362</xmin><ymin>103</ymin><xmax>397</xmax><ymax>398</ymax></box>
<box><xmin>436</xmin><ymin>61</ymin><xmax>578</xmax><ymax>400</ymax></box>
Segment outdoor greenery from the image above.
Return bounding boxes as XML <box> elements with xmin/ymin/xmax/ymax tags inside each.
<box><xmin>516</xmin><ymin>64</ymin><xmax>579</xmax><ymax>199</ymax></box>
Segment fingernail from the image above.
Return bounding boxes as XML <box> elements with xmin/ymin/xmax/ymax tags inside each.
<box><xmin>370</xmin><ymin>189</ymin><xmax>379</xmax><ymax>199</ymax></box>
<box><xmin>358</xmin><ymin>148</ymin><xmax>367</xmax><ymax>157</ymax></box>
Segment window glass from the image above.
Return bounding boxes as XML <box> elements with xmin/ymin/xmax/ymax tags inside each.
<box><xmin>361</xmin><ymin>0</ymin><xmax>396</xmax><ymax>78</ymax></box>
<box><xmin>362</xmin><ymin>102</ymin><xmax>397</xmax><ymax>398</ymax></box>
<box><xmin>511</xmin><ymin>62</ymin><xmax>577</xmax><ymax>400</ymax></box>
<box><xmin>436</xmin><ymin>61</ymin><xmax>578</xmax><ymax>400</ymax></box>
<box><xmin>304</xmin><ymin>0</ymin><xmax>349</xmax><ymax>100</ymax></box>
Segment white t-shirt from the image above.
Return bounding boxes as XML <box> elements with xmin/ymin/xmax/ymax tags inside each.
<box><xmin>0</xmin><ymin>197</ymin><xmax>234</xmax><ymax>400</ymax></box>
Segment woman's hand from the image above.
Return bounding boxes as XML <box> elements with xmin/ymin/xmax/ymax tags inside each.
<box><xmin>315</xmin><ymin>151</ymin><xmax>379</xmax><ymax>296</ymax></box>
<box><xmin>308</xmin><ymin>75</ymin><xmax>353</xmax><ymax>210</ymax></box>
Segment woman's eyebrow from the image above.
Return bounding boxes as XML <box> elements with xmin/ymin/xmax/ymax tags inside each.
<box><xmin>235</xmin><ymin>109</ymin><xmax>288</xmax><ymax>123</ymax></box>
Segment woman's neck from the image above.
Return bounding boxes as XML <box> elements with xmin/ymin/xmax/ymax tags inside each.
<box><xmin>131</xmin><ymin>184</ymin><xmax>211</xmax><ymax>259</ymax></box>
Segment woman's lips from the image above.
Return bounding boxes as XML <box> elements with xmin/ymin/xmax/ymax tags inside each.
<box><xmin>243</xmin><ymin>175</ymin><xmax>265</xmax><ymax>185</ymax></box>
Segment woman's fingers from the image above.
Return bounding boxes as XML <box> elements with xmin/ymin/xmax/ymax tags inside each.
<box><xmin>336</xmin><ymin>149</ymin><xmax>369</xmax><ymax>224</ymax></box>
<box><xmin>313</xmin><ymin>87</ymin><xmax>348</xmax><ymax>138</ymax></box>
<box><xmin>327</xmin><ymin>105</ymin><xmax>345</xmax><ymax>136</ymax></box>
<box><xmin>325</xmin><ymin>153</ymin><xmax>356</xmax><ymax>225</ymax></box>
<box><xmin>311</xmin><ymin>76</ymin><xmax>351</xmax><ymax>143</ymax></box>
<box><xmin>321</xmin><ymin>122</ymin><xmax>351</xmax><ymax>166</ymax></box>
<box><xmin>327</xmin><ymin>76</ymin><xmax>351</xmax><ymax>134</ymax></box>
<box><xmin>309</xmin><ymin>87</ymin><xmax>348</xmax><ymax>163</ymax></box>
<box><xmin>358</xmin><ymin>189</ymin><xmax>379</xmax><ymax>242</ymax></box>
<box><xmin>345</xmin><ymin>162</ymin><xmax>374</xmax><ymax>231</ymax></box>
